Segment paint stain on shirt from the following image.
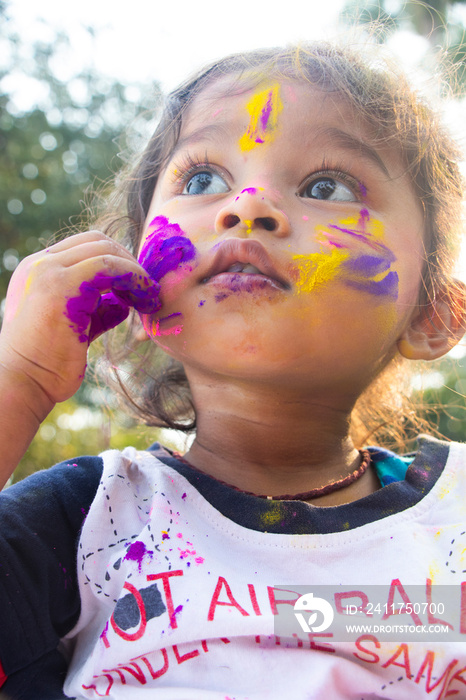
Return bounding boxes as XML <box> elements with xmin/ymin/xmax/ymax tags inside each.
<box><xmin>123</xmin><ymin>540</ymin><xmax>153</xmax><ymax>572</ymax></box>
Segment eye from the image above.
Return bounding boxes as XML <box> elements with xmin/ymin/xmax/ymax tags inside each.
<box><xmin>300</xmin><ymin>176</ymin><xmax>356</xmax><ymax>202</ymax></box>
<box><xmin>183</xmin><ymin>170</ymin><xmax>229</xmax><ymax>196</ymax></box>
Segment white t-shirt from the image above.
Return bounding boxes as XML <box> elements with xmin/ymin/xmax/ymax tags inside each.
<box><xmin>63</xmin><ymin>438</ymin><xmax>466</xmax><ymax>699</ymax></box>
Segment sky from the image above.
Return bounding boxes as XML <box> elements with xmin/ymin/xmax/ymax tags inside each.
<box><xmin>5</xmin><ymin>0</ymin><xmax>345</xmax><ymax>92</ymax></box>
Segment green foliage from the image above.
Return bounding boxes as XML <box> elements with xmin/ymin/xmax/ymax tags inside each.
<box><xmin>0</xmin><ymin>5</ymin><xmax>161</xmax><ymax>303</ymax></box>
<box><xmin>0</xmin><ymin>3</ymin><xmax>166</xmax><ymax>481</ymax></box>
<box><xmin>11</xmin><ymin>393</ymin><xmax>184</xmax><ymax>485</ymax></box>
<box><xmin>419</xmin><ymin>351</ymin><xmax>466</xmax><ymax>442</ymax></box>
<box><xmin>340</xmin><ymin>0</ymin><xmax>466</xmax><ymax>92</ymax></box>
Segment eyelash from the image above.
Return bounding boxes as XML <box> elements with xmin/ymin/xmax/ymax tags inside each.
<box><xmin>170</xmin><ymin>153</ymin><xmax>229</xmax><ymax>192</ymax></box>
<box><xmin>299</xmin><ymin>159</ymin><xmax>363</xmax><ymax>198</ymax></box>
<box><xmin>169</xmin><ymin>153</ymin><xmax>366</xmax><ymax>200</ymax></box>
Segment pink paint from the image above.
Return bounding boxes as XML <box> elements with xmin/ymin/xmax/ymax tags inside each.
<box><xmin>235</xmin><ymin>187</ymin><xmax>257</xmax><ymax>201</ymax></box>
<box><xmin>100</xmin><ymin>621</ymin><xmax>109</xmax><ymax>643</ymax></box>
<box><xmin>302</xmin><ymin>215</ymin><xmax>309</xmax><ymax>221</ymax></box>
<box><xmin>123</xmin><ymin>540</ymin><xmax>152</xmax><ymax>572</ymax></box>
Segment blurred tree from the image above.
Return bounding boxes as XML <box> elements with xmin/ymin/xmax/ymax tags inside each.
<box><xmin>340</xmin><ymin>0</ymin><xmax>466</xmax><ymax>90</ymax></box>
<box><xmin>339</xmin><ymin>0</ymin><xmax>466</xmax><ymax>444</ymax></box>
<box><xmin>0</xmin><ymin>2</ymin><xmax>166</xmax><ymax>481</ymax></box>
<box><xmin>0</xmin><ymin>3</ymin><xmax>161</xmax><ymax>303</ymax></box>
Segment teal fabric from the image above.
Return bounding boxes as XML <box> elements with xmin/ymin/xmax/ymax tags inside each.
<box><xmin>367</xmin><ymin>446</ymin><xmax>414</xmax><ymax>486</ymax></box>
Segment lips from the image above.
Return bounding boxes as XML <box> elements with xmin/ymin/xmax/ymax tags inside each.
<box><xmin>201</xmin><ymin>239</ymin><xmax>290</xmax><ymax>290</ymax></box>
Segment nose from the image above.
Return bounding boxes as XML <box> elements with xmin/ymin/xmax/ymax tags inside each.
<box><xmin>214</xmin><ymin>188</ymin><xmax>290</xmax><ymax>238</ymax></box>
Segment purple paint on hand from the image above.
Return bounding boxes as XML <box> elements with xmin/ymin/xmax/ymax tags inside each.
<box><xmin>65</xmin><ymin>271</ymin><xmax>161</xmax><ymax>343</ymax></box>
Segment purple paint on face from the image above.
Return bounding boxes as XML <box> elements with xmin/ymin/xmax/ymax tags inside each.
<box><xmin>65</xmin><ymin>272</ymin><xmax>161</xmax><ymax>343</ymax></box>
<box><xmin>344</xmin><ymin>255</ymin><xmax>391</xmax><ymax>276</ymax></box>
<box><xmin>198</xmin><ymin>300</ymin><xmax>206</xmax><ymax>307</ymax></box>
<box><xmin>124</xmin><ymin>540</ymin><xmax>152</xmax><ymax>572</ymax></box>
<box><xmin>214</xmin><ymin>273</ymin><xmax>270</xmax><ymax>302</ymax></box>
<box><xmin>138</xmin><ymin>216</ymin><xmax>196</xmax><ymax>282</ymax></box>
<box><xmin>260</xmin><ymin>93</ymin><xmax>273</xmax><ymax>131</ymax></box>
<box><xmin>358</xmin><ymin>182</ymin><xmax>367</xmax><ymax>198</ymax></box>
<box><xmin>346</xmin><ymin>271</ymin><xmax>399</xmax><ymax>299</ymax></box>
<box><xmin>235</xmin><ymin>187</ymin><xmax>257</xmax><ymax>201</ymax></box>
<box><xmin>159</xmin><ymin>312</ymin><xmax>182</xmax><ymax>324</ymax></box>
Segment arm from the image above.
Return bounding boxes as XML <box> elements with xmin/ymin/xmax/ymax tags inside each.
<box><xmin>0</xmin><ymin>231</ymin><xmax>160</xmax><ymax>489</ymax></box>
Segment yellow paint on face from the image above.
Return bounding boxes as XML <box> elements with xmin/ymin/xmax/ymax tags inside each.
<box><xmin>239</xmin><ymin>84</ymin><xmax>283</xmax><ymax>152</ymax></box>
<box><xmin>243</xmin><ymin>219</ymin><xmax>253</xmax><ymax>236</ymax></box>
<box><xmin>292</xmin><ymin>248</ymin><xmax>349</xmax><ymax>295</ymax></box>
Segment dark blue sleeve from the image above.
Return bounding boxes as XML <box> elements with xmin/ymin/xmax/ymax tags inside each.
<box><xmin>0</xmin><ymin>456</ymin><xmax>103</xmax><ymax>698</ymax></box>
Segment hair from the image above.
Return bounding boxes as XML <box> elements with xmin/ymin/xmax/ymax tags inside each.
<box><xmin>96</xmin><ymin>39</ymin><xmax>464</xmax><ymax>451</ymax></box>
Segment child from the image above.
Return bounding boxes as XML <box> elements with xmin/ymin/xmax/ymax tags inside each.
<box><xmin>1</xmin><ymin>40</ymin><xmax>466</xmax><ymax>699</ymax></box>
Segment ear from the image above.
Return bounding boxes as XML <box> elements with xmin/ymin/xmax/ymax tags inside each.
<box><xmin>397</xmin><ymin>282</ymin><xmax>466</xmax><ymax>360</ymax></box>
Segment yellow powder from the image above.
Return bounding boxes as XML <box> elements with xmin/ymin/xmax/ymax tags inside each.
<box><xmin>239</xmin><ymin>84</ymin><xmax>283</xmax><ymax>152</ymax></box>
<box><xmin>292</xmin><ymin>248</ymin><xmax>349</xmax><ymax>294</ymax></box>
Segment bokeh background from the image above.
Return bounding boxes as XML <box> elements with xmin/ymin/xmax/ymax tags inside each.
<box><xmin>2</xmin><ymin>0</ymin><xmax>466</xmax><ymax>481</ymax></box>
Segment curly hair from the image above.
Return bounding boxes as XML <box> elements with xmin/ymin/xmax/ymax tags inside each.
<box><xmin>96</xmin><ymin>40</ymin><xmax>464</xmax><ymax>450</ymax></box>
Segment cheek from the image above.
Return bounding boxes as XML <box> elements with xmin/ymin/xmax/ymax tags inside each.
<box><xmin>291</xmin><ymin>212</ymin><xmax>403</xmax><ymax>304</ymax></box>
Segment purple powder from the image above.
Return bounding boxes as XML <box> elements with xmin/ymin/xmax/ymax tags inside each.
<box><xmin>235</xmin><ymin>187</ymin><xmax>257</xmax><ymax>201</ymax></box>
<box><xmin>65</xmin><ymin>271</ymin><xmax>161</xmax><ymax>343</ymax></box>
<box><xmin>345</xmin><ymin>271</ymin><xmax>399</xmax><ymax>299</ymax></box>
<box><xmin>260</xmin><ymin>92</ymin><xmax>273</xmax><ymax>131</ymax></box>
<box><xmin>123</xmin><ymin>541</ymin><xmax>152</xmax><ymax>572</ymax></box>
<box><xmin>344</xmin><ymin>255</ymin><xmax>390</xmax><ymax>276</ymax></box>
<box><xmin>138</xmin><ymin>216</ymin><xmax>196</xmax><ymax>282</ymax></box>
<box><xmin>170</xmin><ymin>604</ymin><xmax>183</xmax><ymax>627</ymax></box>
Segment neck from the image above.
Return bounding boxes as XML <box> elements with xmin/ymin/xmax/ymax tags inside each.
<box><xmin>182</xmin><ymin>371</ymin><xmax>379</xmax><ymax>506</ymax></box>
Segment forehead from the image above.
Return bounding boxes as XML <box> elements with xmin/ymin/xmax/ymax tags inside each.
<box><xmin>181</xmin><ymin>77</ymin><xmax>348</xmax><ymax>138</ymax></box>
<box><xmin>176</xmin><ymin>77</ymin><xmax>402</xmax><ymax>176</ymax></box>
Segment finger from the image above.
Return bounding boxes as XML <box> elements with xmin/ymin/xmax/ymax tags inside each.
<box><xmin>44</xmin><ymin>231</ymin><xmax>130</xmax><ymax>254</ymax></box>
<box><xmin>65</xmin><ymin>271</ymin><xmax>161</xmax><ymax>344</ymax></box>
<box><xmin>49</xmin><ymin>238</ymin><xmax>139</xmax><ymax>268</ymax></box>
<box><xmin>88</xmin><ymin>294</ymin><xmax>130</xmax><ymax>343</ymax></box>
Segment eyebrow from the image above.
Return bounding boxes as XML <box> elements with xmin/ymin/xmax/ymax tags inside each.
<box><xmin>319</xmin><ymin>127</ymin><xmax>391</xmax><ymax>177</ymax></box>
<box><xmin>170</xmin><ymin>124</ymin><xmax>229</xmax><ymax>158</ymax></box>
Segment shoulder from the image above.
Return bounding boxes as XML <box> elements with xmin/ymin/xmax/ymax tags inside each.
<box><xmin>1</xmin><ymin>455</ymin><xmax>104</xmax><ymax>521</ymax></box>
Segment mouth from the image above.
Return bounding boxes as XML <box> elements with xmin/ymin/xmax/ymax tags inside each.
<box><xmin>201</xmin><ymin>239</ymin><xmax>290</xmax><ymax>291</ymax></box>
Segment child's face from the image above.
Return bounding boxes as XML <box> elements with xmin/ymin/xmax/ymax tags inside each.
<box><xmin>137</xmin><ymin>78</ymin><xmax>425</xmax><ymax>399</ymax></box>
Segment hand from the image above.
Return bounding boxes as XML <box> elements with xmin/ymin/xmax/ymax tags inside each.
<box><xmin>0</xmin><ymin>231</ymin><xmax>160</xmax><ymax>408</ymax></box>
